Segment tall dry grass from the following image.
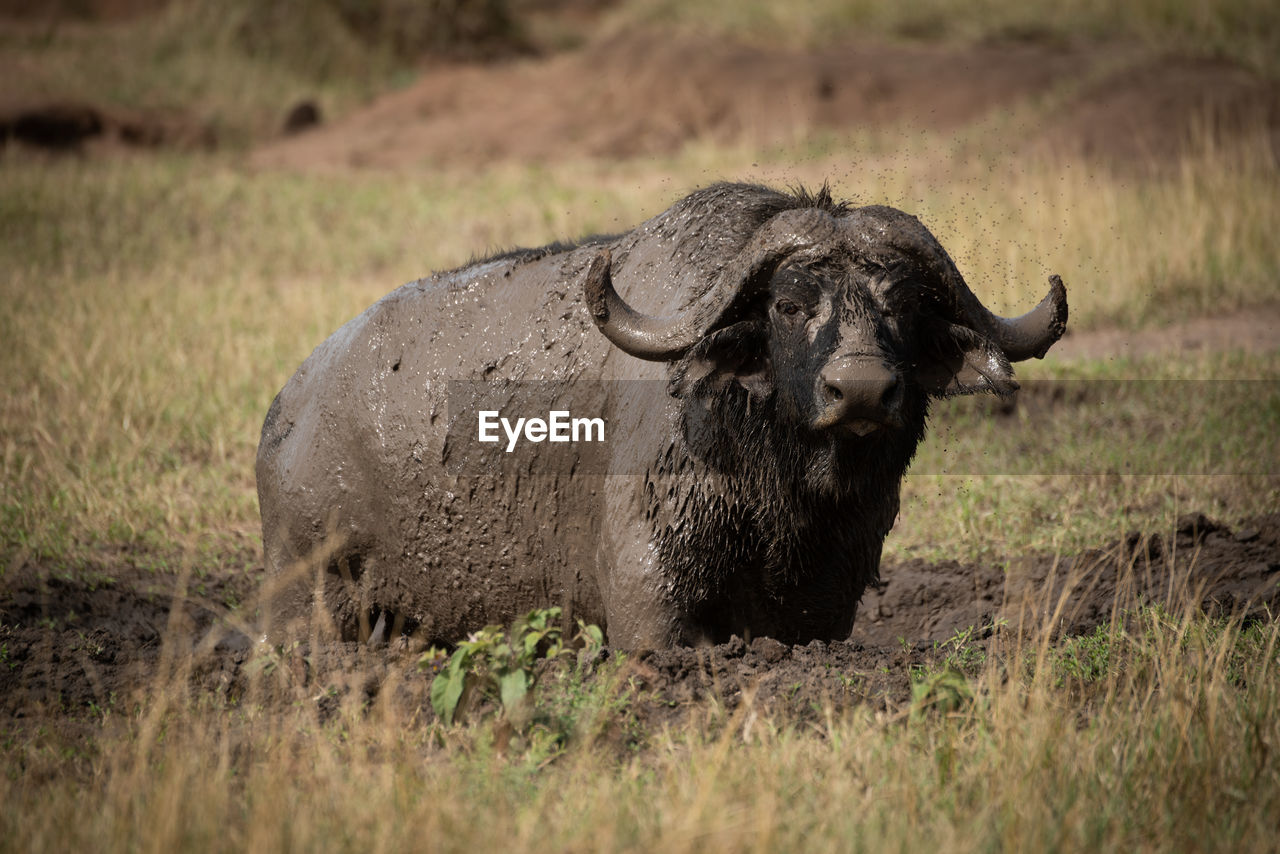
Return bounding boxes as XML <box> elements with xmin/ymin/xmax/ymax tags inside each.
<box><xmin>0</xmin><ymin>131</ymin><xmax>1274</xmax><ymax>568</ymax></box>
<box><xmin>608</xmin><ymin>0</ymin><xmax>1280</xmax><ymax>77</ymax></box>
<box><xmin>2</xmin><ymin>547</ymin><xmax>1277</xmax><ymax>852</ymax></box>
<box><xmin>3</xmin><ymin>132</ymin><xmax>1277</xmax><ymax>567</ymax></box>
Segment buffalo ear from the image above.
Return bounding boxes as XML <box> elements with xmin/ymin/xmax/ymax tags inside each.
<box><xmin>916</xmin><ymin>323</ymin><xmax>1019</xmax><ymax>397</ymax></box>
<box><xmin>668</xmin><ymin>321</ymin><xmax>771</xmax><ymax>400</ymax></box>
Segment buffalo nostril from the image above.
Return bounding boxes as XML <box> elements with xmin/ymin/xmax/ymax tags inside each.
<box><xmin>879</xmin><ymin>373</ymin><xmax>898</xmax><ymax>405</ymax></box>
<box><xmin>817</xmin><ymin>359</ymin><xmax>899</xmax><ymax>428</ymax></box>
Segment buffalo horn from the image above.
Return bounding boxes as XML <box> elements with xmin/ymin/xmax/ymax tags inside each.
<box><xmin>839</xmin><ymin>208</ymin><xmax>1067</xmax><ymax>362</ymax></box>
<box><xmin>584</xmin><ymin>209</ymin><xmax>837</xmax><ymax>361</ymax></box>
<box><xmin>951</xmin><ymin>273</ymin><xmax>1068</xmax><ymax>362</ymax></box>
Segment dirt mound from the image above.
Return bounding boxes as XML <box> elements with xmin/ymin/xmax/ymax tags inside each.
<box><xmin>252</xmin><ymin>33</ymin><xmax>1280</xmax><ymax>171</ymax></box>
<box><xmin>2</xmin><ymin>514</ymin><xmax>1277</xmax><ymax>725</ymax></box>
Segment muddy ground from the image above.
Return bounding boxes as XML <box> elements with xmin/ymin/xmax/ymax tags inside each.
<box><xmin>3</xmin><ymin>509</ymin><xmax>1277</xmax><ymax>735</ymax></box>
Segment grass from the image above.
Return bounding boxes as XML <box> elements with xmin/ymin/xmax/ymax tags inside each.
<box><xmin>888</xmin><ymin>351</ymin><xmax>1280</xmax><ymax>563</ymax></box>
<box><xmin>7</xmin><ymin>0</ymin><xmax>1279</xmax><ymax>153</ymax></box>
<box><xmin>0</xmin><ymin>0</ymin><xmax>401</xmax><ymax>148</ymax></box>
<box><xmin>1</xmin><ymin>591</ymin><xmax>1277</xmax><ymax>852</ymax></box>
<box><xmin>2</xmin><ymin>132</ymin><xmax>1277</xmax><ymax>567</ymax></box>
<box><xmin>607</xmin><ymin>0</ymin><xmax>1280</xmax><ymax>77</ymax></box>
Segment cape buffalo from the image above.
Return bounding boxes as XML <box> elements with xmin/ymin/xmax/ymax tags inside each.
<box><xmin>256</xmin><ymin>183</ymin><xmax>1067</xmax><ymax>647</ymax></box>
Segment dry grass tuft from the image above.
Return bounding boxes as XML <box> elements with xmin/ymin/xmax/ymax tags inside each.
<box><xmin>2</xmin><ymin>554</ymin><xmax>1278</xmax><ymax>852</ymax></box>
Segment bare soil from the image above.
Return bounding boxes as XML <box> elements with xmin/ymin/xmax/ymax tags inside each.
<box><xmin>3</xmin><ymin>512</ymin><xmax>1277</xmax><ymax>732</ymax></box>
<box><xmin>249</xmin><ymin>32</ymin><xmax>1280</xmax><ymax>171</ymax></box>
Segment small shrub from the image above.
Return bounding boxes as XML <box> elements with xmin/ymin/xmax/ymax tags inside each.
<box><xmin>421</xmin><ymin>606</ymin><xmax>602</xmax><ymax>726</ymax></box>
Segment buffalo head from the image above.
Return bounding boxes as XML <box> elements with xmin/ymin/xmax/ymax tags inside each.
<box><xmin>583</xmin><ymin>197</ymin><xmax>1066</xmax><ymax>484</ymax></box>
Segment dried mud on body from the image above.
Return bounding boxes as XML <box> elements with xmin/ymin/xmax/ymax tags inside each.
<box><xmin>3</xmin><ymin>514</ymin><xmax>1278</xmax><ymax>730</ymax></box>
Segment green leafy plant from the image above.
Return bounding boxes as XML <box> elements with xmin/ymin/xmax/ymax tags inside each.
<box><xmin>937</xmin><ymin>619</ymin><xmax>1005</xmax><ymax>673</ymax></box>
<box><xmin>422</xmin><ymin>607</ymin><xmax>603</xmax><ymax>726</ymax></box>
<box><xmin>1050</xmin><ymin>623</ymin><xmax>1115</xmax><ymax>686</ymax></box>
<box><xmin>909</xmin><ymin>666</ymin><xmax>975</xmax><ymax>720</ymax></box>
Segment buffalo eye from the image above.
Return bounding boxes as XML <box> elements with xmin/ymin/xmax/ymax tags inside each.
<box><xmin>774</xmin><ymin>299</ymin><xmax>803</xmax><ymax>318</ymax></box>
